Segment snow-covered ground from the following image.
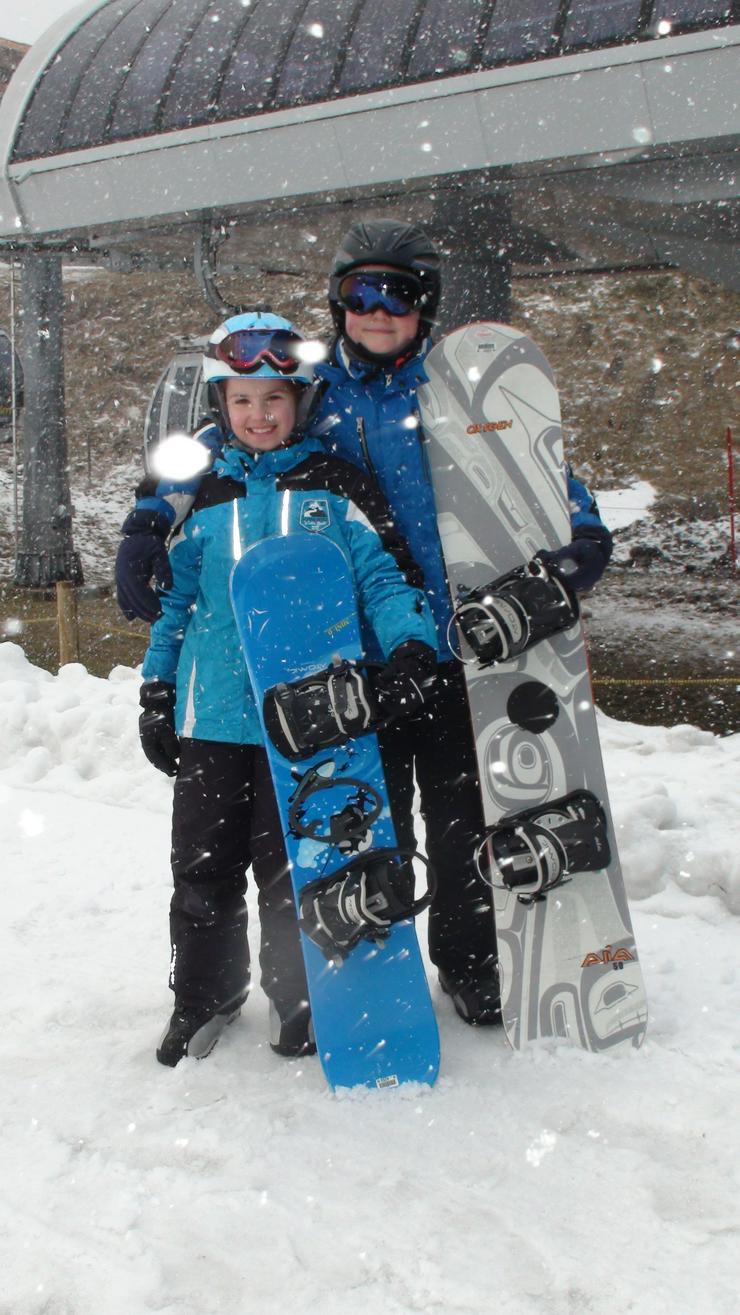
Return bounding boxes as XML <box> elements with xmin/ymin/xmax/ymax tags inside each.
<box><xmin>597</xmin><ymin>480</ymin><xmax>656</xmax><ymax>532</ymax></box>
<box><xmin>1</xmin><ymin>641</ymin><xmax>739</xmax><ymax>1314</ymax></box>
<box><xmin>0</xmin><ymin>456</ymin><xmax>141</xmax><ymax>584</ymax></box>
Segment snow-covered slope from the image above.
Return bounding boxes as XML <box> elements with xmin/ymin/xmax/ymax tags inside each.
<box><xmin>1</xmin><ymin>642</ymin><xmax>739</xmax><ymax>1315</ymax></box>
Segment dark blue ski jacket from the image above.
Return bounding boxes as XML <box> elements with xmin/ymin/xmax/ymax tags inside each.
<box><xmin>311</xmin><ymin>342</ymin><xmax>610</xmax><ymax>652</ymax></box>
<box><xmin>142</xmin><ymin>434</ymin><xmax>435</xmax><ymax>745</ymax></box>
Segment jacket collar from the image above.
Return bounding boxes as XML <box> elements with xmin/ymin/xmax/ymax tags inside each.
<box><xmin>215</xmin><ymin>433</ymin><xmax>324</xmax><ymax>481</ymax></box>
<box><xmin>315</xmin><ymin>338</ymin><xmax>430</xmax><ymax>392</ymax></box>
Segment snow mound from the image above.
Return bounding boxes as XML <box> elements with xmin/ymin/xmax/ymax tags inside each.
<box><xmin>599</xmin><ymin>711</ymin><xmax>740</xmax><ymax>912</ymax></box>
<box><xmin>2</xmin><ymin>642</ymin><xmax>738</xmax><ymax>911</ymax></box>
<box><xmin>0</xmin><ymin>642</ymin><xmax>171</xmax><ymax>813</ymax></box>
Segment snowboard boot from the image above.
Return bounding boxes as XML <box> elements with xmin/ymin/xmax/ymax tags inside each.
<box><xmin>269</xmin><ymin>1000</ymin><xmax>317</xmax><ymax>1058</ymax></box>
<box><xmin>156</xmin><ymin>996</ymin><xmax>244</xmax><ymax>1067</ymax></box>
<box><xmin>438</xmin><ymin>967</ymin><xmax>503</xmax><ymax>1027</ymax></box>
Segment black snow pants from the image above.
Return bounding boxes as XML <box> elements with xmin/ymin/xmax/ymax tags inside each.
<box><xmin>377</xmin><ymin>661</ymin><xmax>498</xmax><ymax>983</ymax></box>
<box><xmin>168</xmin><ymin>738</ymin><xmax>308</xmax><ymax>1017</ymax></box>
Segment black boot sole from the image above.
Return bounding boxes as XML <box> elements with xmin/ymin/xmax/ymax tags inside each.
<box><xmin>156</xmin><ymin>1006</ymin><xmax>242</xmax><ymax>1067</ymax></box>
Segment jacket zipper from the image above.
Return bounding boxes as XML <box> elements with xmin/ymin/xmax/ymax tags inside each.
<box><xmin>356</xmin><ymin>416</ymin><xmax>378</xmax><ymax>482</ymax></box>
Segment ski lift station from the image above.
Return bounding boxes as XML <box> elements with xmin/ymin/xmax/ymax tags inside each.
<box><xmin>0</xmin><ymin>0</ymin><xmax>738</xmax><ymax>584</ymax></box>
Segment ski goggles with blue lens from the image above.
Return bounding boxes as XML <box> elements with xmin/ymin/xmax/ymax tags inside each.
<box><xmin>208</xmin><ymin>328</ymin><xmax>305</xmax><ymax>374</ymax></box>
<box><xmin>336</xmin><ymin>269</ymin><xmax>427</xmax><ymax>317</ymax></box>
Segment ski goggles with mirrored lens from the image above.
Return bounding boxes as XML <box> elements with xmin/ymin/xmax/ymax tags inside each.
<box><xmin>336</xmin><ymin>270</ymin><xmax>426</xmax><ymax>317</ymax></box>
<box><xmin>208</xmin><ymin>328</ymin><xmax>305</xmax><ymax>374</ymax></box>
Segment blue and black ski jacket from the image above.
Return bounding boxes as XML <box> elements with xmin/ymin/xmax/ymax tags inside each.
<box><xmin>141</xmin><ymin>434</ymin><xmax>435</xmax><ymax>745</ymax></box>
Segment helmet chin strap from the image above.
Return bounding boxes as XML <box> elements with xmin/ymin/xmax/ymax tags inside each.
<box><xmin>340</xmin><ymin>330</ymin><xmax>423</xmax><ymax>372</ymax></box>
<box><xmin>233</xmin><ymin>433</ymin><xmax>301</xmax><ymax>456</ymax></box>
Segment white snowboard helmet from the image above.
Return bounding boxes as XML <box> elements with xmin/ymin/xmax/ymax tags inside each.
<box><xmin>203</xmin><ymin>311</ymin><xmax>318</xmax><ymax>435</ymax></box>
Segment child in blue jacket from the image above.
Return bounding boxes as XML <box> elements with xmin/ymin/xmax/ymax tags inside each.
<box><xmin>120</xmin><ymin>223</ymin><xmax>613</xmax><ymax>1030</ymax></box>
<box><xmin>313</xmin><ymin>221</ymin><xmax>611</xmax><ymax>1024</ymax></box>
<box><xmin>140</xmin><ymin>311</ymin><xmax>436</xmax><ymax>1066</ymax></box>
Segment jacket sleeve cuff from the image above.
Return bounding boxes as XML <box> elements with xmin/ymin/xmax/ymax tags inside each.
<box><xmin>572</xmin><ymin>522</ymin><xmax>613</xmax><ymax>563</ymax></box>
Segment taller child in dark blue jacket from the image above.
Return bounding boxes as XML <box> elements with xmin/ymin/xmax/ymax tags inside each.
<box><xmin>139</xmin><ymin>311</ymin><xmax>437</xmax><ymax>1066</ymax></box>
<box><xmin>118</xmin><ymin>222</ymin><xmax>613</xmax><ymax>1029</ymax></box>
<box><xmin>314</xmin><ymin>221</ymin><xmax>611</xmax><ymax>1024</ymax></box>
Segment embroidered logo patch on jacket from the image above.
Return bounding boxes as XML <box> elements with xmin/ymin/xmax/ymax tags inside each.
<box><xmin>300</xmin><ymin>498</ymin><xmax>331</xmax><ymax>531</ymax></box>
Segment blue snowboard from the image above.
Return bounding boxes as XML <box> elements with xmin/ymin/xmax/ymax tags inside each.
<box><xmin>230</xmin><ymin>532</ymin><xmax>440</xmax><ymax>1092</ymax></box>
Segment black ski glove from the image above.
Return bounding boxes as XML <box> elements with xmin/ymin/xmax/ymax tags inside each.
<box><xmin>373</xmin><ymin>641</ymin><xmax>437</xmax><ymax>724</ymax></box>
<box><xmin>536</xmin><ymin>528</ymin><xmax>611</xmax><ymax>594</ymax></box>
<box><xmin>139</xmin><ymin>681</ymin><xmax>180</xmax><ymax>776</ymax></box>
<box><xmin>116</xmin><ymin>508</ymin><xmax>173</xmax><ymax>623</ymax></box>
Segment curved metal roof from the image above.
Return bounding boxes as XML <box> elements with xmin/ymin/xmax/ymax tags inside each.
<box><xmin>10</xmin><ymin>0</ymin><xmax>738</xmax><ymax>163</ymax></box>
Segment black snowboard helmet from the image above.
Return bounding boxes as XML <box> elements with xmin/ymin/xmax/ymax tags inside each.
<box><xmin>328</xmin><ymin>218</ymin><xmax>441</xmax><ymax>366</ymax></box>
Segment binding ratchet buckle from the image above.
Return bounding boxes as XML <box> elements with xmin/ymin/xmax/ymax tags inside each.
<box><xmin>476</xmin><ymin>790</ymin><xmax>611</xmax><ymax>905</ymax></box>
<box><xmin>298</xmin><ymin>849</ymin><xmax>435</xmax><ymax>962</ymax></box>
<box><xmin>263</xmin><ymin>657</ymin><xmax>378</xmax><ymax>761</ymax></box>
<box><xmin>453</xmin><ymin>559</ymin><xmax>579</xmax><ymax>667</ymax></box>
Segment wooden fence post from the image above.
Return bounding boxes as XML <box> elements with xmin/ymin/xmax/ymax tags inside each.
<box><xmin>726</xmin><ymin>427</ymin><xmax>736</xmax><ymax>573</ymax></box>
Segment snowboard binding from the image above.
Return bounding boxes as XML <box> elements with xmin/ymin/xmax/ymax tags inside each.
<box><xmin>476</xmin><ymin>790</ymin><xmax>611</xmax><ymax>905</ymax></box>
<box><xmin>263</xmin><ymin>657</ymin><xmax>379</xmax><ymax>761</ymax></box>
<box><xmin>452</xmin><ymin>559</ymin><xmax>579</xmax><ymax>667</ymax></box>
<box><xmin>288</xmin><ymin>760</ymin><xmax>384</xmax><ymax>854</ymax></box>
<box><xmin>298</xmin><ymin>849</ymin><xmax>435</xmax><ymax>962</ymax></box>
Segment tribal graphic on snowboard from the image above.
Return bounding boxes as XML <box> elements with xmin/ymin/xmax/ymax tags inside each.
<box><xmin>418</xmin><ymin>323</ymin><xmax>647</xmax><ymax>1052</ymax></box>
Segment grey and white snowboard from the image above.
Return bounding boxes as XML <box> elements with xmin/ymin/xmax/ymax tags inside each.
<box><xmin>418</xmin><ymin>322</ymin><xmax>647</xmax><ymax>1053</ymax></box>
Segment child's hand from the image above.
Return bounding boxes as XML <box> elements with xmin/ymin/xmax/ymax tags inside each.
<box><xmin>139</xmin><ymin>681</ymin><xmax>180</xmax><ymax>775</ymax></box>
<box><xmin>373</xmin><ymin>641</ymin><xmax>437</xmax><ymax>723</ymax></box>
<box><xmin>536</xmin><ymin>535</ymin><xmax>609</xmax><ymax>594</ymax></box>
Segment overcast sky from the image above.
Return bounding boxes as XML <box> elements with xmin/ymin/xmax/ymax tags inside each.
<box><xmin>2</xmin><ymin>0</ymin><xmax>84</xmax><ymax>47</ymax></box>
